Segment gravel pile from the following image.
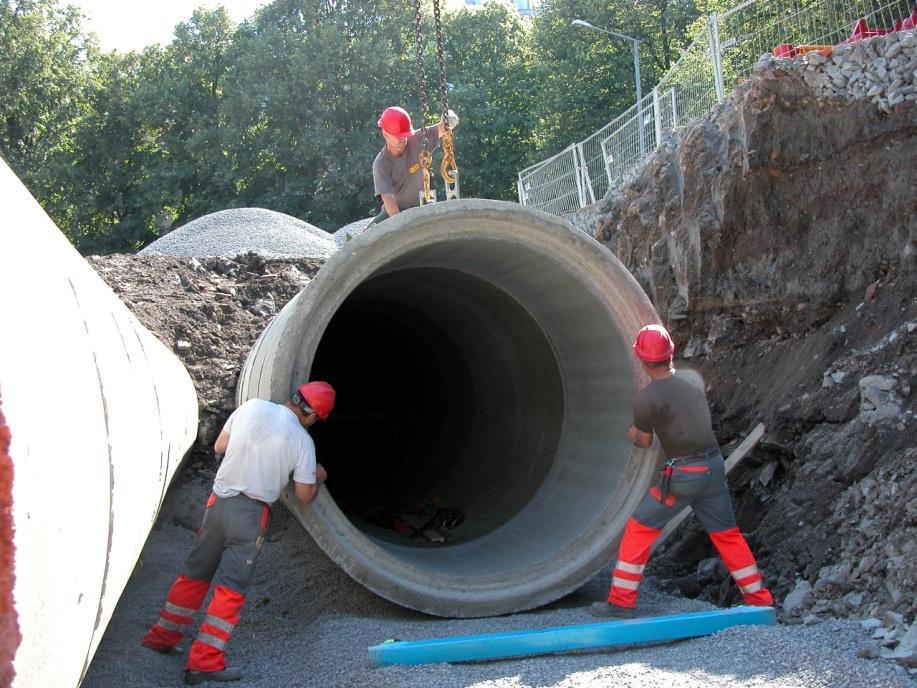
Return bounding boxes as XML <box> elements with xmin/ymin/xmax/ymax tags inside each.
<box><xmin>138</xmin><ymin>208</ymin><xmax>336</xmax><ymax>259</ymax></box>
<box><xmin>757</xmin><ymin>29</ymin><xmax>917</xmax><ymax>111</ymax></box>
<box><xmin>332</xmin><ymin>216</ymin><xmax>375</xmax><ymax>247</ymax></box>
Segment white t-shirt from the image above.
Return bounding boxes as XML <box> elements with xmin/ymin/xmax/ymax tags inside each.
<box><xmin>212</xmin><ymin>398</ymin><xmax>316</xmax><ymax>505</ymax></box>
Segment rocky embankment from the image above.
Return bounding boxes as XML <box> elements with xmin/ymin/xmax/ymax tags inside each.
<box><xmin>590</xmin><ymin>30</ymin><xmax>916</xmax><ymax>669</ymax></box>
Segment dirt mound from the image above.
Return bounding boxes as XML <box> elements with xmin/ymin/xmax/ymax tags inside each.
<box><xmin>88</xmin><ymin>252</ymin><xmax>324</xmax><ymax>468</ymax></box>
<box><xmin>595</xmin><ymin>66</ymin><xmax>916</xmax><ymax>625</ymax></box>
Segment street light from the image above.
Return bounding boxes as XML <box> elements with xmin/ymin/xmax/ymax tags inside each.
<box><xmin>571</xmin><ymin>19</ymin><xmax>645</xmax><ymax>155</ymax></box>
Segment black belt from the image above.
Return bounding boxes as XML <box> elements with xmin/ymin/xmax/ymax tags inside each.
<box><xmin>659</xmin><ymin>446</ymin><xmax>720</xmax><ymax>502</ymax></box>
<box><xmin>666</xmin><ymin>446</ymin><xmax>721</xmax><ymax>466</ymax></box>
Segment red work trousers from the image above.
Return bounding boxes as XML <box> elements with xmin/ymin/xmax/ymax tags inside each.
<box><xmin>143</xmin><ymin>494</ymin><xmax>269</xmax><ymax>672</ymax></box>
<box><xmin>607</xmin><ymin>453</ymin><xmax>773</xmax><ymax>608</ymax></box>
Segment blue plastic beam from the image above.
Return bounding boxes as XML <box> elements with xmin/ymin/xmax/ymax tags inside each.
<box><xmin>368</xmin><ymin>605</ymin><xmax>776</xmax><ymax>667</ymax></box>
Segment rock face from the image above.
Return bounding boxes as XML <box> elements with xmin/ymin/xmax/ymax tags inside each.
<box><xmin>592</xmin><ymin>42</ymin><xmax>916</xmax><ymax>651</ymax></box>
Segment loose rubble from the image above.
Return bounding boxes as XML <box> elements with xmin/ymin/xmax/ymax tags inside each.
<box><xmin>87</xmin><ymin>252</ymin><xmax>323</xmax><ymax>462</ymax></box>
<box><xmin>756</xmin><ymin>30</ymin><xmax>917</xmax><ymax>112</ymax></box>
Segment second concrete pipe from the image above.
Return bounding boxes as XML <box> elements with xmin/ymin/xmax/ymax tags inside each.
<box><xmin>238</xmin><ymin>199</ymin><xmax>663</xmax><ymax>617</ymax></box>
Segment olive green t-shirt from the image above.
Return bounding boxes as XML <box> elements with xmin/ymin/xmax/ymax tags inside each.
<box><xmin>633</xmin><ymin>369</ymin><xmax>718</xmax><ymax>458</ymax></box>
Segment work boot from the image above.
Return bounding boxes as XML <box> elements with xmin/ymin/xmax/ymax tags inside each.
<box><xmin>183</xmin><ymin>667</ymin><xmax>243</xmax><ymax>684</ymax></box>
<box><xmin>141</xmin><ymin>639</ymin><xmax>183</xmax><ymax>656</ymax></box>
<box><xmin>588</xmin><ymin>602</ymin><xmax>636</xmax><ymax>619</ymax></box>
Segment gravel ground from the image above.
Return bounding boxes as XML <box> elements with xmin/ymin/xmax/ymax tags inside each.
<box><xmin>81</xmin><ymin>472</ymin><xmax>914</xmax><ymax>688</ymax></box>
<box><xmin>138</xmin><ymin>208</ymin><xmax>336</xmax><ymax>259</ymax></box>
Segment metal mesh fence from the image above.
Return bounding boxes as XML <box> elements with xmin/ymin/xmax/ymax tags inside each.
<box><xmin>518</xmin><ymin>0</ymin><xmax>916</xmax><ymax>215</ymax></box>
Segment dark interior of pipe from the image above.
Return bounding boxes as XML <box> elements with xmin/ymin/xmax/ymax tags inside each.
<box><xmin>309</xmin><ymin>267</ymin><xmax>564</xmax><ymax>547</ymax></box>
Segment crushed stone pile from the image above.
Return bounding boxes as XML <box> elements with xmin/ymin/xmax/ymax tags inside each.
<box><xmin>756</xmin><ymin>29</ymin><xmax>917</xmax><ymax>111</ymax></box>
<box><xmin>138</xmin><ymin>207</ymin><xmax>336</xmax><ymax>259</ymax></box>
<box><xmin>332</xmin><ymin>216</ymin><xmax>374</xmax><ymax>247</ymax></box>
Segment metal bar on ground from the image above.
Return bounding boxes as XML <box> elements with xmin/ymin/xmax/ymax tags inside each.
<box><xmin>368</xmin><ymin>605</ymin><xmax>776</xmax><ymax>667</ymax></box>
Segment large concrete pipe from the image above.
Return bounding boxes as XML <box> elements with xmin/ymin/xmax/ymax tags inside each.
<box><xmin>0</xmin><ymin>159</ymin><xmax>199</xmax><ymax>687</ymax></box>
<box><xmin>238</xmin><ymin>199</ymin><xmax>663</xmax><ymax>617</ymax></box>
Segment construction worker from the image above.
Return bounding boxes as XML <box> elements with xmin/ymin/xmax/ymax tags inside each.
<box><xmin>369</xmin><ymin>105</ymin><xmax>459</xmax><ymax>225</ymax></box>
<box><xmin>590</xmin><ymin>325</ymin><xmax>773</xmax><ymax>619</ymax></box>
<box><xmin>141</xmin><ymin>381</ymin><xmax>336</xmax><ymax>684</ymax></box>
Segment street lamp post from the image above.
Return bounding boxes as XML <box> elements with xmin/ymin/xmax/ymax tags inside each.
<box><xmin>571</xmin><ymin>19</ymin><xmax>645</xmax><ymax>156</ymax></box>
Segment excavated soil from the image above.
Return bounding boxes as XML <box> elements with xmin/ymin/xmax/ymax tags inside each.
<box><xmin>593</xmin><ymin>66</ymin><xmax>916</xmax><ymax>625</ymax></box>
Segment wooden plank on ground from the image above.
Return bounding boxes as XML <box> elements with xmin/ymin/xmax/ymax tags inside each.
<box><xmin>651</xmin><ymin>422</ymin><xmax>766</xmax><ymax>552</ymax></box>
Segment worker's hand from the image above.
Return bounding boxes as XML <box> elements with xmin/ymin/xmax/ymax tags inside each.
<box><xmin>316</xmin><ymin>463</ymin><xmax>327</xmax><ymax>484</ymax></box>
<box><xmin>446</xmin><ymin>109</ymin><xmax>459</xmax><ymax>130</ymax></box>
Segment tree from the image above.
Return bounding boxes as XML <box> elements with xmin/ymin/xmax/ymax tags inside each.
<box><xmin>529</xmin><ymin>0</ymin><xmax>702</xmax><ymax>155</ymax></box>
<box><xmin>218</xmin><ymin>0</ymin><xmax>416</xmax><ymax>229</ymax></box>
<box><xmin>0</xmin><ymin>0</ymin><xmax>94</xmax><ymax>208</ymax></box>
<box><xmin>442</xmin><ymin>2</ymin><xmax>537</xmax><ymax>200</ymax></box>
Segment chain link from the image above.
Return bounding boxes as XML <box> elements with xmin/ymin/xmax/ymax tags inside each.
<box><xmin>432</xmin><ymin>0</ymin><xmax>458</xmax><ymax>188</ymax></box>
<box><xmin>412</xmin><ymin>0</ymin><xmax>434</xmax><ymax>203</ymax></box>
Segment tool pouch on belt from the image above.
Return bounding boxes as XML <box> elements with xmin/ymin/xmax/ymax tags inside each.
<box><xmin>659</xmin><ymin>463</ymin><xmax>674</xmax><ymax>502</ymax></box>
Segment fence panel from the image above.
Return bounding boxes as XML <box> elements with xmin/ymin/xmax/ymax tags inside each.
<box><xmin>516</xmin><ymin>145</ymin><xmax>584</xmax><ymax>215</ymax></box>
<box><xmin>519</xmin><ymin>0</ymin><xmax>917</xmax><ymax>216</ymax></box>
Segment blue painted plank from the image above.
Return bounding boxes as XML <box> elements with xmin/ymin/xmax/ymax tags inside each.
<box><xmin>368</xmin><ymin>605</ymin><xmax>776</xmax><ymax>667</ymax></box>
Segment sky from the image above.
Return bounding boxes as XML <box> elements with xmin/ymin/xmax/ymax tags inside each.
<box><xmin>68</xmin><ymin>0</ymin><xmax>268</xmax><ymax>53</ymax></box>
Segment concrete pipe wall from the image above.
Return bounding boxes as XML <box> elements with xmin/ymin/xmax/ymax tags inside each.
<box><xmin>238</xmin><ymin>199</ymin><xmax>663</xmax><ymax>617</ymax></box>
<box><xmin>0</xmin><ymin>159</ymin><xmax>199</xmax><ymax>687</ymax></box>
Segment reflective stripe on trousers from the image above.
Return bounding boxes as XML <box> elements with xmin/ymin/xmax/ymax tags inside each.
<box><xmin>142</xmin><ymin>574</ymin><xmax>210</xmax><ymax>651</ymax></box>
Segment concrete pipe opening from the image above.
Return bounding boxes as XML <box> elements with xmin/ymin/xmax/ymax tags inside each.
<box><xmin>238</xmin><ymin>200</ymin><xmax>662</xmax><ymax>617</ymax></box>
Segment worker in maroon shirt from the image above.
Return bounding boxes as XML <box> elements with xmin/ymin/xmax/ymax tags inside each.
<box><xmin>590</xmin><ymin>324</ymin><xmax>773</xmax><ymax>619</ymax></box>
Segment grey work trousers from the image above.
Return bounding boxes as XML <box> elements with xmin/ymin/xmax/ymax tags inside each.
<box><xmin>183</xmin><ymin>493</ymin><xmax>270</xmax><ymax>595</ymax></box>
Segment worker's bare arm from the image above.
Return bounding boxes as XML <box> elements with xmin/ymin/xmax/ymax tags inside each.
<box><xmin>293</xmin><ymin>481</ymin><xmax>319</xmax><ymax>505</ymax></box>
<box><xmin>627</xmin><ymin>424</ymin><xmax>654</xmax><ymax>448</ymax></box>
<box><xmin>214</xmin><ymin>430</ymin><xmax>230</xmax><ymax>454</ymax></box>
<box><xmin>380</xmin><ymin>193</ymin><xmax>400</xmax><ymax>216</ymax></box>
<box><xmin>293</xmin><ymin>464</ymin><xmax>326</xmax><ymax>505</ymax></box>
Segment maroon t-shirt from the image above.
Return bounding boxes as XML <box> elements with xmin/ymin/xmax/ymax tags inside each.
<box><xmin>633</xmin><ymin>370</ymin><xmax>718</xmax><ymax>458</ymax></box>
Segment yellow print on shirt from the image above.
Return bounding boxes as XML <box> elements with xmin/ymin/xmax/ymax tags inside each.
<box><xmin>408</xmin><ymin>162</ymin><xmax>420</xmax><ymax>174</ymax></box>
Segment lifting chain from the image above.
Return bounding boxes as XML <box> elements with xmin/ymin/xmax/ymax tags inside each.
<box><xmin>412</xmin><ymin>0</ymin><xmax>435</xmax><ymax>204</ymax></box>
<box><xmin>432</xmin><ymin>0</ymin><xmax>458</xmax><ymax>197</ymax></box>
<box><xmin>412</xmin><ymin>0</ymin><xmax>459</xmax><ymax>204</ymax></box>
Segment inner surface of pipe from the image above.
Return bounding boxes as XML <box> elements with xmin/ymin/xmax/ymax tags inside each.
<box><xmin>310</xmin><ymin>267</ymin><xmax>564</xmax><ymax>551</ymax></box>
<box><xmin>308</xmin><ymin>236</ymin><xmax>635</xmax><ymax>576</ymax></box>
<box><xmin>238</xmin><ymin>200</ymin><xmax>661</xmax><ymax>616</ymax></box>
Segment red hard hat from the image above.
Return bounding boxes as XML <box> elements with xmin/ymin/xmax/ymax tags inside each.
<box><xmin>298</xmin><ymin>381</ymin><xmax>336</xmax><ymax>420</ymax></box>
<box><xmin>377</xmin><ymin>106</ymin><xmax>413</xmax><ymax>137</ymax></box>
<box><xmin>633</xmin><ymin>324</ymin><xmax>675</xmax><ymax>362</ymax></box>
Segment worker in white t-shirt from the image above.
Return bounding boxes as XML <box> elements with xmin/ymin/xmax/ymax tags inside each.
<box><xmin>142</xmin><ymin>381</ymin><xmax>336</xmax><ymax>685</ymax></box>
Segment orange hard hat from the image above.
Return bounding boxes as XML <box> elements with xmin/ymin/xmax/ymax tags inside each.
<box><xmin>297</xmin><ymin>381</ymin><xmax>336</xmax><ymax>420</ymax></box>
<box><xmin>377</xmin><ymin>106</ymin><xmax>413</xmax><ymax>138</ymax></box>
<box><xmin>633</xmin><ymin>324</ymin><xmax>675</xmax><ymax>362</ymax></box>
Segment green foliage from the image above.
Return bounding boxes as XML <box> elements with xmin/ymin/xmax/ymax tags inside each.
<box><xmin>0</xmin><ymin>0</ymin><xmax>718</xmax><ymax>253</ymax></box>
<box><xmin>529</xmin><ymin>0</ymin><xmax>702</xmax><ymax>155</ymax></box>
<box><xmin>442</xmin><ymin>3</ymin><xmax>537</xmax><ymax>200</ymax></box>
<box><xmin>0</xmin><ymin>0</ymin><xmax>95</xmax><ymax>207</ymax></box>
